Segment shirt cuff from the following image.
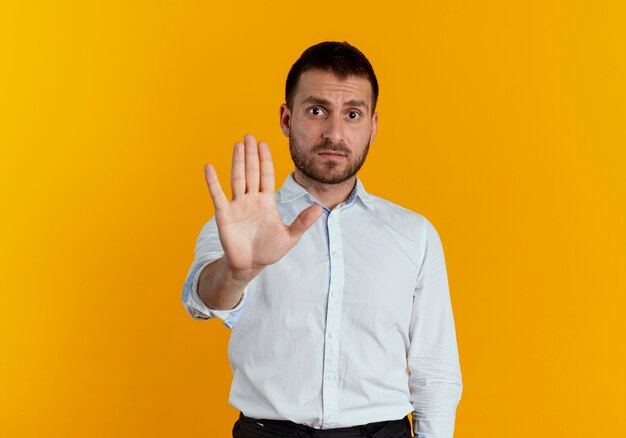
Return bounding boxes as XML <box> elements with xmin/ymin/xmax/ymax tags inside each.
<box><xmin>412</xmin><ymin>412</ymin><xmax>458</xmax><ymax>438</ymax></box>
<box><xmin>182</xmin><ymin>260</ymin><xmax>249</xmax><ymax>326</ymax></box>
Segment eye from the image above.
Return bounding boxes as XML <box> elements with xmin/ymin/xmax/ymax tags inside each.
<box><xmin>348</xmin><ymin>111</ymin><xmax>361</xmax><ymax>120</ymax></box>
<box><xmin>308</xmin><ymin>107</ymin><xmax>325</xmax><ymax>116</ymax></box>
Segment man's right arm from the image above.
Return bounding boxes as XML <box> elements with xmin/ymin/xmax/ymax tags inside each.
<box><xmin>182</xmin><ymin>134</ymin><xmax>322</xmax><ymax>323</ymax></box>
<box><xmin>181</xmin><ymin>216</ymin><xmax>247</xmax><ymax>325</ymax></box>
<box><xmin>197</xmin><ymin>256</ymin><xmax>260</xmax><ymax>310</ymax></box>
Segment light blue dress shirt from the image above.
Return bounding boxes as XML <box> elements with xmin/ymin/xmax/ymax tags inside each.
<box><xmin>182</xmin><ymin>174</ymin><xmax>462</xmax><ymax>437</ymax></box>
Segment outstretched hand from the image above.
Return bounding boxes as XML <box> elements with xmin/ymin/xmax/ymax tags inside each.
<box><xmin>204</xmin><ymin>134</ymin><xmax>323</xmax><ymax>282</ymax></box>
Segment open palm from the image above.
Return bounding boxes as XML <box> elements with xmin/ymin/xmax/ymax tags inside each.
<box><xmin>204</xmin><ymin>134</ymin><xmax>322</xmax><ymax>279</ymax></box>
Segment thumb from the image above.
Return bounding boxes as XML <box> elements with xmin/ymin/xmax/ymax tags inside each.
<box><xmin>288</xmin><ymin>204</ymin><xmax>323</xmax><ymax>241</ymax></box>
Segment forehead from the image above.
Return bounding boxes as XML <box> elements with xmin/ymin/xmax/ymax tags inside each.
<box><xmin>293</xmin><ymin>69</ymin><xmax>372</xmax><ymax>106</ymax></box>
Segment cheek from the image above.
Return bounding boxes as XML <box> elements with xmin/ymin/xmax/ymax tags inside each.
<box><xmin>350</xmin><ymin>124</ymin><xmax>372</xmax><ymax>142</ymax></box>
<box><xmin>293</xmin><ymin>119</ymin><xmax>319</xmax><ymax>139</ymax></box>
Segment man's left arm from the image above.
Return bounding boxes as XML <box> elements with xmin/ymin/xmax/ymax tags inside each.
<box><xmin>408</xmin><ymin>217</ymin><xmax>463</xmax><ymax>438</ymax></box>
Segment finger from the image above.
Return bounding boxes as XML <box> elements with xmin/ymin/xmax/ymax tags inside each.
<box><xmin>288</xmin><ymin>204</ymin><xmax>323</xmax><ymax>240</ymax></box>
<box><xmin>244</xmin><ymin>133</ymin><xmax>260</xmax><ymax>193</ymax></box>
<box><xmin>258</xmin><ymin>141</ymin><xmax>275</xmax><ymax>193</ymax></box>
<box><xmin>231</xmin><ymin>142</ymin><xmax>245</xmax><ymax>199</ymax></box>
<box><xmin>204</xmin><ymin>164</ymin><xmax>228</xmax><ymax>212</ymax></box>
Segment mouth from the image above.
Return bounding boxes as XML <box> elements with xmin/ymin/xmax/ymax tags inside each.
<box><xmin>318</xmin><ymin>150</ymin><xmax>347</xmax><ymax>161</ymax></box>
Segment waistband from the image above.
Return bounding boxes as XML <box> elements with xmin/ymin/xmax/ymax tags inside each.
<box><xmin>238</xmin><ymin>412</ymin><xmax>410</xmax><ymax>437</ymax></box>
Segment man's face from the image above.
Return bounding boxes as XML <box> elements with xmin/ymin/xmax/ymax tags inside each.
<box><xmin>280</xmin><ymin>69</ymin><xmax>378</xmax><ymax>185</ymax></box>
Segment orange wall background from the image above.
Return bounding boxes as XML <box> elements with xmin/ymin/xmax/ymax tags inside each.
<box><xmin>1</xmin><ymin>1</ymin><xmax>625</xmax><ymax>437</ymax></box>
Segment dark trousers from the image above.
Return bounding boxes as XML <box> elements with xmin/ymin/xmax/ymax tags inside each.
<box><xmin>233</xmin><ymin>413</ymin><xmax>412</xmax><ymax>438</ymax></box>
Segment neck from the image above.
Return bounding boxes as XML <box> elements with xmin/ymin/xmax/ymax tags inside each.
<box><xmin>293</xmin><ymin>170</ymin><xmax>357</xmax><ymax>211</ymax></box>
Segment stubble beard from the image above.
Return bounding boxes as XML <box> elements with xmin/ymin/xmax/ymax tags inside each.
<box><xmin>289</xmin><ymin>135</ymin><xmax>370</xmax><ymax>185</ymax></box>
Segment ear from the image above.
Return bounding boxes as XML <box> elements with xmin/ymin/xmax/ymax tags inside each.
<box><xmin>369</xmin><ymin>112</ymin><xmax>378</xmax><ymax>144</ymax></box>
<box><xmin>279</xmin><ymin>104</ymin><xmax>291</xmax><ymax>137</ymax></box>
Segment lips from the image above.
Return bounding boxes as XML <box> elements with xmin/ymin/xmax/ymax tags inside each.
<box><xmin>318</xmin><ymin>151</ymin><xmax>347</xmax><ymax>161</ymax></box>
<box><xmin>318</xmin><ymin>150</ymin><xmax>347</xmax><ymax>156</ymax></box>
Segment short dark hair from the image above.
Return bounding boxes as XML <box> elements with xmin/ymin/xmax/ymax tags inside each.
<box><xmin>285</xmin><ymin>41</ymin><xmax>379</xmax><ymax>113</ymax></box>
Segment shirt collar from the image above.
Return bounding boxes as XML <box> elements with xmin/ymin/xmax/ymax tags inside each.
<box><xmin>278</xmin><ymin>173</ymin><xmax>375</xmax><ymax>211</ymax></box>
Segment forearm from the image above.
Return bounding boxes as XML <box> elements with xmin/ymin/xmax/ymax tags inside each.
<box><xmin>410</xmin><ymin>360</ymin><xmax>463</xmax><ymax>438</ymax></box>
<box><xmin>197</xmin><ymin>256</ymin><xmax>261</xmax><ymax>310</ymax></box>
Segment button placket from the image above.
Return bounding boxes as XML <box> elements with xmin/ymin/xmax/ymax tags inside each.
<box><xmin>321</xmin><ymin>208</ymin><xmax>345</xmax><ymax>428</ymax></box>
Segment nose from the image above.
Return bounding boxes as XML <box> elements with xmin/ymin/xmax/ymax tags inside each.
<box><xmin>322</xmin><ymin>114</ymin><xmax>344</xmax><ymax>145</ymax></box>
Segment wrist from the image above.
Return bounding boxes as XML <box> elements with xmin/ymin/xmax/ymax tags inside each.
<box><xmin>219</xmin><ymin>255</ymin><xmax>263</xmax><ymax>286</ymax></box>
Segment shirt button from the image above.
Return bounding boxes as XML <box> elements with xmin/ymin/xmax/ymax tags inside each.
<box><xmin>328</xmin><ymin>414</ymin><xmax>336</xmax><ymax>421</ymax></box>
<box><xmin>331</xmin><ymin>250</ymin><xmax>339</xmax><ymax>257</ymax></box>
<box><xmin>328</xmin><ymin>332</ymin><xmax>334</xmax><ymax>339</ymax></box>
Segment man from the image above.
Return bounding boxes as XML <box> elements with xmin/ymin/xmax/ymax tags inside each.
<box><xmin>182</xmin><ymin>41</ymin><xmax>462</xmax><ymax>437</ymax></box>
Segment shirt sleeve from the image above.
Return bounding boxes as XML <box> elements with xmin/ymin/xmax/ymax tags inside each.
<box><xmin>407</xmin><ymin>217</ymin><xmax>463</xmax><ymax>438</ymax></box>
<box><xmin>181</xmin><ymin>216</ymin><xmax>249</xmax><ymax>328</ymax></box>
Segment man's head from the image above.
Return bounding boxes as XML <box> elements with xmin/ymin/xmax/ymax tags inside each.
<box><xmin>280</xmin><ymin>42</ymin><xmax>379</xmax><ymax>185</ymax></box>
<box><xmin>285</xmin><ymin>41</ymin><xmax>379</xmax><ymax>114</ymax></box>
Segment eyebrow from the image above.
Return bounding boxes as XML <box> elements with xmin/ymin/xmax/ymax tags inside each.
<box><xmin>301</xmin><ymin>96</ymin><xmax>370</xmax><ymax>112</ymax></box>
